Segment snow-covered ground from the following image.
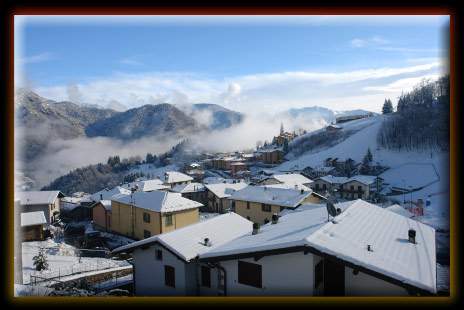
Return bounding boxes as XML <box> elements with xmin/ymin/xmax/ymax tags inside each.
<box><xmin>21</xmin><ymin>239</ymin><xmax>130</xmax><ymax>285</ymax></box>
<box><xmin>278</xmin><ymin>115</ymin><xmax>450</xmax><ymax>231</ymax></box>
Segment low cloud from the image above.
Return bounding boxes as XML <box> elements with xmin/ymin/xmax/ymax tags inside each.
<box><xmin>16</xmin><ymin>129</ymin><xmax>183</xmax><ymax>188</ymax></box>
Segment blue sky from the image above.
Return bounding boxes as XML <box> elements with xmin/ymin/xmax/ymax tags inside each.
<box><xmin>15</xmin><ymin>15</ymin><xmax>449</xmax><ymax>114</ymax></box>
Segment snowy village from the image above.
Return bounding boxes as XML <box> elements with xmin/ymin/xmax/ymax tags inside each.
<box><xmin>12</xmin><ymin>14</ymin><xmax>451</xmax><ymax>301</ymax></box>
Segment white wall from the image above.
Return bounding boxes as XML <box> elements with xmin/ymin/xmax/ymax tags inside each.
<box><xmin>344</xmin><ymin>266</ymin><xmax>409</xmax><ymax>296</ymax></box>
<box><xmin>132</xmin><ymin>244</ymin><xmax>188</xmax><ymax>296</ymax></box>
<box><xmin>221</xmin><ymin>252</ymin><xmax>315</xmax><ymax>296</ymax></box>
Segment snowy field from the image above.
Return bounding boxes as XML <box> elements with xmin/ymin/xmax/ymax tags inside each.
<box><xmin>21</xmin><ymin>239</ymin><xmax>130</xmax><ymax>285</ymax></box>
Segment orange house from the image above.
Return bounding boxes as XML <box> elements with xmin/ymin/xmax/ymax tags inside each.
<box><xmin>91</xmin><ymin>200</ymin><xmax>112</xmax><ymax>232</ymax></box>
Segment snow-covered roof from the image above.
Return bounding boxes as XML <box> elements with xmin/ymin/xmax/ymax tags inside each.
<box><xmin>93</xmin><ymin>199</ymin><xmax>112</xmax><ymax>211</ymax></box>
<box><xmin>265</xmin><ymin>183</ymin><xmax>311</xmax><ymax>192</ymax></box>
<box><xmin>171</xmin><ymin>182</ymin><xmax>206</xmax><ymax>194</ymax></box>
<box><xmin>317</xmin><ymin>176</ymin><xmax>349</xmax><ymax>184</ymax></box>
<box><xmin>158</xmin><ymin>171</ymin><xmax>194</xmax><ymax>184</ymax></box>
<box><xmin>346</xmin><ymin>175</ymin><xmax>379</xmax><ymax>185</ymax></box>
<box><xmin>314</xmin><ymin>166</ymin><xmax>335</xmax><ymax>172</ymax></box>
<box><xmin>386</xmin><ymin>204</ymin><xmax>415</xmax><ymax>218</ymax></box>
<box><xmin>278</xmin><ymin>203</ymin><xmax>326</xmax><ymax>216</ymax></box>
<box><xmin>228</xmin><ymin>186</ymin><xmax>312</xmax><ymax>208</ymax></box>
<box><xmin>204</xmin><ymin>182</ymin><xmax>248</xmax><ymax>199</ymax></box>
<box><xmin>21</xmin><ymin>211</ymin><xmax>47</xmax><ymax>227</ymax></box>
<box><xmin>273</xmin><ymin>173</ymin><xmax>313</xmax><ymax>184</ymax></box>
<box><xmin>113</xmin><ymin>212</ymin><xmax>253</xmax><ymax>262</ymax></box>
<box><xmin>16</xmin><ymin>191</ymin><xmax>64</xmax><ymax>205</ymax></box>
<box><xmin>90</xmin><ymin>186</ymin><xmax>131</xmax><ymax>203</ymax></box>
<box><xmin>200</xmin><ymin>199</ymin><xmax>436</xmax><ymax>294</ymax></box>
<box><xmin>61</xmin><ymin>197</ymin><xmax>82</xmax><ymax>204</ymax></box>
<box><xmin>111</xmin><ymin>191</ymin><xmax>203</xmax><ymax>213</ymax></box>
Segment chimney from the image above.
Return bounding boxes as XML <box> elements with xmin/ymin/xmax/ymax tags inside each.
<box><xmin>408</xmin><ymin>229</ymin><xmax>416</xmax><ymax>244</ymax></box>
<box><xmin>252</xmin><ymin>223</ymin><xmax>260</xmax><ymax>235</ymax></box>
<box><xmin>336</xmin><ymin>208</ymin><xmax>341</xmax><ymax>215</ymax></box>
<box><xmin>100</xmin><ymin>194</ymin><xmax>103</xmax><ymax>200</ymax></box>
<box><xmin>272</xmin><ymin>213</ymin><xmax>279</xmax><ymax>224</ymax></box>
<box><xmin>204</xmin><ymin>238</ymin><xmax>210</xmax><ymax>247</ymax></box>
<box><xmin>367</xmin><ymin>245</ymin><xmax>372</xmax><ymax>252</ymax></box>
<box><xmin>300</xmin><ymin>189</ymin><xmax>304</xmax><ymax>194</ymax></box>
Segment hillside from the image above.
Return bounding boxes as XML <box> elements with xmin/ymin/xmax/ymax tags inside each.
<box><xmin>277</xmin><ymin>114</ymin><xmax>449</xmax><ymax>230</ymax></box>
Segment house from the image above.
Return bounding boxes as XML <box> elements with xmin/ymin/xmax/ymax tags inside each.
<box><xmin>91</xmin><ymin>200</ymin><xmax>113</xmax><ymax>232</ymax></box>
<box><xmin>326</xmin><ymin>124</ymin><xmax>342</xmax><ymax>132</ymax></box>
<box><xmin>311</xmin><ymin>176</ymin><xmax>349</xmax><ymax>197</ymax></box>
<box><xmin>212</xmin><ymin>157</ymin><xmax>244</xmax><ymax>171</ymax></box>
<box><xmin>229</xmin><ymin>186</ymin><xmax>322</xmax><ymax>225</ymax></box>
<box><xmin>110</xmin><ymin>191</ymin><xmax>203</xmax><ymax>240</ymax></box>
<box><xmin>171</xmin><ymin>183</ymin><xmax>207</xmax><ymax>209</ymax></box>
<box><xmin>112</xmin><ymin>212</ymin><xmax>253</xmax><ymax>296</ymax></box>
<box><xmin>16</xmin><ymin>191</ymin><xmax>65</xmax><ymax>224</ymax></box>
<box><xmin>155</xmin><ymin>171</ymin><xmax>194</xmax><ymax>188</ymax></box>
<box><xmin>121</xmin><ymin>179</ymin><xmax>172</xmax><ymax>192</ymax></box>
<box><xmin>276</xmin><ymin>132</ymin><xmax>295</xmax><ymax>146</ymax></box>
<box><xmin>21</xmin><ymin>211</ymin><xmax>47</xmax><ymax>241</ymax></box>
<box><xmin>258</xmin><ymin>149</ymin><xmax>285</xmax><ymax>165</ymax></box>
<box><xmin>204</xmin><ymin>181</ymin><xmax>248</xmax><ymax>214</ymax></box>
<box><xmin>90</xmin><ymin>186</ymin><xmax>132</xmax><ymax>204</ymax></box>
<box><xmin>341</xmin><ymin>175</ymin><xmax>383</xmax><ymax>200</ymax></box>
<box><xmin>313</xmin><ymin>166</ymin><xmax>336</xmax><ymax>177</ymax></box>
<box><xmin>60</xmin><ymin>202</ymin><xmax>92</xmax><ymax>223</ymax></box>
<box><xmin>230</xmin><ymin>162</ymin><xmax>248</xmax><ymax>176</ymax></box>
<box><xmin>199</xmin><ymin>199</ymin><xmax>437</xmax><ymax>297</ymax></box>
<box><xmin>257</xmin><ymin>173</ymin><xmax>313</xmax><ymax>191</ymax></box>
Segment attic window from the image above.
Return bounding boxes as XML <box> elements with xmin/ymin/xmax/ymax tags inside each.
<box><xmin>156</xmin><ymin>249</ymin><xmax>163</xmax><ymax>261</ymax></box>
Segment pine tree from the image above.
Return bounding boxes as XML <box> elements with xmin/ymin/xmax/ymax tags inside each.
<box><xmin>33</xmin><ymin>247</ymin><xmax>49</xmax><ymax>271</ymax></box>
<box><xmin>382</xmin><ymin>98</ymin><xmax>394</xmax><ymax>114</ymax></box>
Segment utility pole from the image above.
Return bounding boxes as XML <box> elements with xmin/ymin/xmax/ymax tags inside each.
<box><xmin>402</xmin><ymin>179</ymin><xmax>405</xmax><ymax>204</ymax></box>
<box><xmin>409</xmin><ymin>186</ymin><xmax>412</xmax><ymax>208</ymax></box>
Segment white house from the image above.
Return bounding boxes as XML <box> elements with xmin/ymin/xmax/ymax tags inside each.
<box><xmin>16</xmin><ymin>191</ymin><xmax>65</xmax><ymax>224</ymax></box>
<box><xmin>199</xmin><ymin>199</ymin><xmax>437</xmax><ymax>297</ymax></box>
<box><xmin>112</xmin><ymin>212</ymin><xmax>253</xmax><ymax>296</ymax></box>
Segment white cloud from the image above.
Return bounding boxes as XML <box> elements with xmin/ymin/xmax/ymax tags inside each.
<box><xmin>350</xmin><ymin>39</ymin><xmax>366</xmax><ymax>48</ymax></box>
<box><xmin>120</xmin><ymin>58</ymin><xmax>143</xmax><ymax>66</ymax></box>
<box><xmin>31</xmin><ymin>61</ymin><xmax>443</xmax><ymax>115</ymax></box>
<box><xmin>17</xmin><ymin>52</ymin><xmax>53</xmax><ymax>64</ymax></box>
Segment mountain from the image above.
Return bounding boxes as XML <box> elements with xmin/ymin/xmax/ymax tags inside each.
<box><xmin>85</xmin><ymin>103</ymin><xmax>210</xmax><ymax>140</ymax></box>
<box><xmin>176</xmin><ymin>103</ymin><xmax>244</xmax><ymax>130</ymax></box>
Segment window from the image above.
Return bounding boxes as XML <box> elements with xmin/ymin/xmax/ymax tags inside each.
<box><xmin>247</xmin><ymin>216</ymin><xmax>251</xmax><ymax>220</ymax></box>
<box><xmin>238</xmin><ymin>261</ymin><xmax>262</xmax><ymax>288</ymax></box>
<box><xmin>246</xmin><ymin>201</ymin><xmax>250</xmax><ymax>209</ymax></box>
<box><xmin>315</xmin><ymin>260</ymin><xmax>323</xmax><ymax>288</ymax></box>
<box><xmin>264</xmin><ymin>218</ymin><xmax>269</xmax><ymax>224</ymax></box>
<box><xmin>143</xmin><ymin>212</ymin><xmax>151</xmax><ymax>223</ymax></box>
<box><xmin>144</xmin><ymin>230</ymin><xmax>151</xmax><ymax>238</ymax></box>
<box><xmin>107</xmin><ymin>215</ymin><xmax>111</xmax><ymax>228</ymax></box>
<box><xmin>261</xmin><ymin>204</ymin><xmax>271</xmax><ymax>212</ymax></box>
<box><xmin>164</xmin><ymin>265</ymin><xmax>175</xmax><ymax>287</ymax></box>
<box><xmin>156</xmin><ymin>249</ymin><xmax>163</xmax><ymax>261</ymax></box>
<box><xmin>358</xmin><ymin>186</ymin><xmax>362</xmax><ymax>192</ymax></box>
<box><xmin>201</xmin><ymin>265</ymin><xmax>211</xmax><ymax>288</ymax></box>
<box><xmin>358</xmin><ymin>193</ymin><xmax>362</xmax><ymax>199</ymax></box>
<box><xmin>165</xmin><ymin>214</ymin><xmax>173</xmax><ymax>227</ymax></box>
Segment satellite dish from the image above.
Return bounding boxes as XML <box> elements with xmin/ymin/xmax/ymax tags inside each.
<box><xmin>326</xmin><ymin>201</ymin><xmax>337</xmax><ymax>222</ymax></box>
<box><xmin>327</xmin><ymin>202</ymin><xmax>337</xmax><ymax>217</ymax></box>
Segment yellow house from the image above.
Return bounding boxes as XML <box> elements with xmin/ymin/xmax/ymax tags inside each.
<box><xmin>229</xmin><ymin>186</ymin><xmax>322</xmax><ymax>226</ymax></box>
<box><xmin>110</xmin><ymin>190</ymin><xmax>202</xmax><ymax>240</ymax></box>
